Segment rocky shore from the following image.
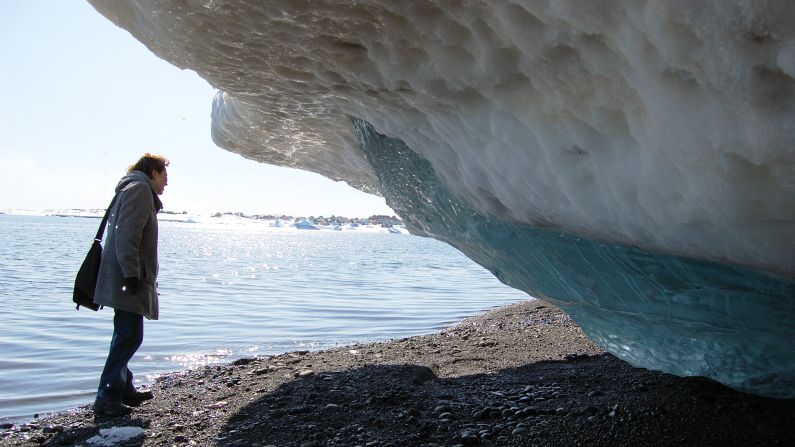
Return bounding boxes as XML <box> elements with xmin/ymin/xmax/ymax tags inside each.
<box><xmin>2</xmin><ymin>300</ymin><xmax>793</xmax><ymax>446</ymax></box>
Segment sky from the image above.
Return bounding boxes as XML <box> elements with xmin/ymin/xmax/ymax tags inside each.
<box><xmin>0</xmin><ymin>1</ymin><xmax>395</xmax><ymax>217</ymax></box>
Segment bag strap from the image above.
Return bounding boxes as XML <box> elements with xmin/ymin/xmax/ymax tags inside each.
<box><xmin>94</xmin><ymin>194</ymin><xmax>118</xmax><ymax>242</ymax></box>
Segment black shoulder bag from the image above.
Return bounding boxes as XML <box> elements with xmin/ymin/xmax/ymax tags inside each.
<box><xmin>73</xmin><ymin>194</ymin><xmax>118</xmax><ymax>311</ymax></box>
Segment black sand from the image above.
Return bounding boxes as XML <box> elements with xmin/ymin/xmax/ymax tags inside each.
<box><xmin>2</xmin><ymin>300</ymin><xmax>794</xmax><ymax>446</ymax></box>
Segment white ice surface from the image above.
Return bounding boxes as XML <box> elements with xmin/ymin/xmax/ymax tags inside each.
<box><xmin>85</xmin><ymin>426</ymin><xmax>145</xmax><ymax>446</ymax></box>
<box><xmin>87</xmin><ymin>0</ymin><xmax>795</xmax><ymax>279</ymax></box>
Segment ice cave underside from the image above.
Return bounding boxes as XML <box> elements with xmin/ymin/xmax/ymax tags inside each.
<box><xmin>88</xmin><ymin>0</ymin><xmax>795</xmax><ymax>398</ymax></box>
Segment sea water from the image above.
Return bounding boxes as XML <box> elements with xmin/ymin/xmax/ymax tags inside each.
<box><xmin>0</xmin><ymin>214</ymin><xmax>529</xmax><ymax>423</ymax></box>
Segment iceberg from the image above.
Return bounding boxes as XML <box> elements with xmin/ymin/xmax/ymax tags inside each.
<box><xmin>294</xmin><ymin>218</ymin><xmax>320</xmax><ymax>230</ymax></box>
<box><xmin>87</xmin><ymin>0</ymin><xmax>795</xmax><ymax>397</ymax></box>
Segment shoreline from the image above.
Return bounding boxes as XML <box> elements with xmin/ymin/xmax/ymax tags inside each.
<box><xmin>2</xmin><ymin>300</ymin><xmax>794</xmax><ymax>446</ymax></box>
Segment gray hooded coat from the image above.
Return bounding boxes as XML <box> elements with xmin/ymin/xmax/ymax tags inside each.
<box><xmin>94</xmin><ymin>170</ymin><xmax>162</xmax><ymax>320</ymax></box>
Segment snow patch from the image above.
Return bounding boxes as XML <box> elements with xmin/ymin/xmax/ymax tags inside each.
<box><xmin>86</xmin><ymin>426</ymin><xmax>145</xmax><ymax>446</ymax></box>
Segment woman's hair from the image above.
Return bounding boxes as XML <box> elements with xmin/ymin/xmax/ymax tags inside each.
<box><xmin>128</xmin><ymin>153</ymin><xmax>170</xmax><ymax>179</ymax></box>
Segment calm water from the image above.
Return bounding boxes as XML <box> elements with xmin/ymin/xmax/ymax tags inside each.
<box><xmin>0</xmin><ymin>214</ymin><xmax>529</xmax><ymax>423</ymax></box>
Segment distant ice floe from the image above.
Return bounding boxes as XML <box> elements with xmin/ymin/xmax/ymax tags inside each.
<box><xmin>1</xmin><ymin>209</ymin><xmax>107</xmax><ymax>218</ymax></box>
<box><xmin>1</xmin><ymin>209</ymin><xmax>406</xmax><ymax>233</ymax></box>
<box><xmin>86</xmin><ymin>1</ymin><xmax>794</xmax><ymax>397</ymax></box>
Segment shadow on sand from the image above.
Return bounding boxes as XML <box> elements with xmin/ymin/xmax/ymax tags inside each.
<box><xmin>216</xmin><ymin>354</ymin><xmax>795</xmax><ymax>446</ymax></box>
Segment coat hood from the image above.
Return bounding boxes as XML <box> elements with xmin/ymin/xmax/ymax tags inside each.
<box><xmin>115</xmin><ymin>170</ymin><xmax>163</xmax><ymax>211</ymax></box>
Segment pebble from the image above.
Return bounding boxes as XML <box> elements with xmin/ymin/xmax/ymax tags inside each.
<box><xmin>474</xmin><ymin>407</ymin><xmax>501</xmax><ymax>420</ymax></box>
<box><xmin>42</xmin><ymin>424</ymin><xmax>64</xmax><ymax>434</ymax></box>
<box><xmin>434</xmin><ymin>405</ymin><xmax>452</xmax><ymax>413</ymax></box>
<box><xmin>583</xmin><ymin>406</ymin><xmax>599</xmax><ymax>415</ymax></box>
<box><xmin>459</xmin><ymin>430</ymin><xmax>479</xmax><ymax>446</ymax></box>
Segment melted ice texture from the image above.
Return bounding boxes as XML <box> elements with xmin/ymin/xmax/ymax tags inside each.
<box><xmin>87</xmin><ymin>1</ymin><xmax>795</xmax><ymax>396</ymax></box>
<box><xmin>88</xmin><ymin>0</ymin><xmax>795</xmax><ymax>280</ymax></box>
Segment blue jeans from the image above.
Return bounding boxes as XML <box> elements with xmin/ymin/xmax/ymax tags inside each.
<box><xmin>96</xmin><ymin>309</ymin><xmax>144</xmax><ymax>403</ymax></box>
